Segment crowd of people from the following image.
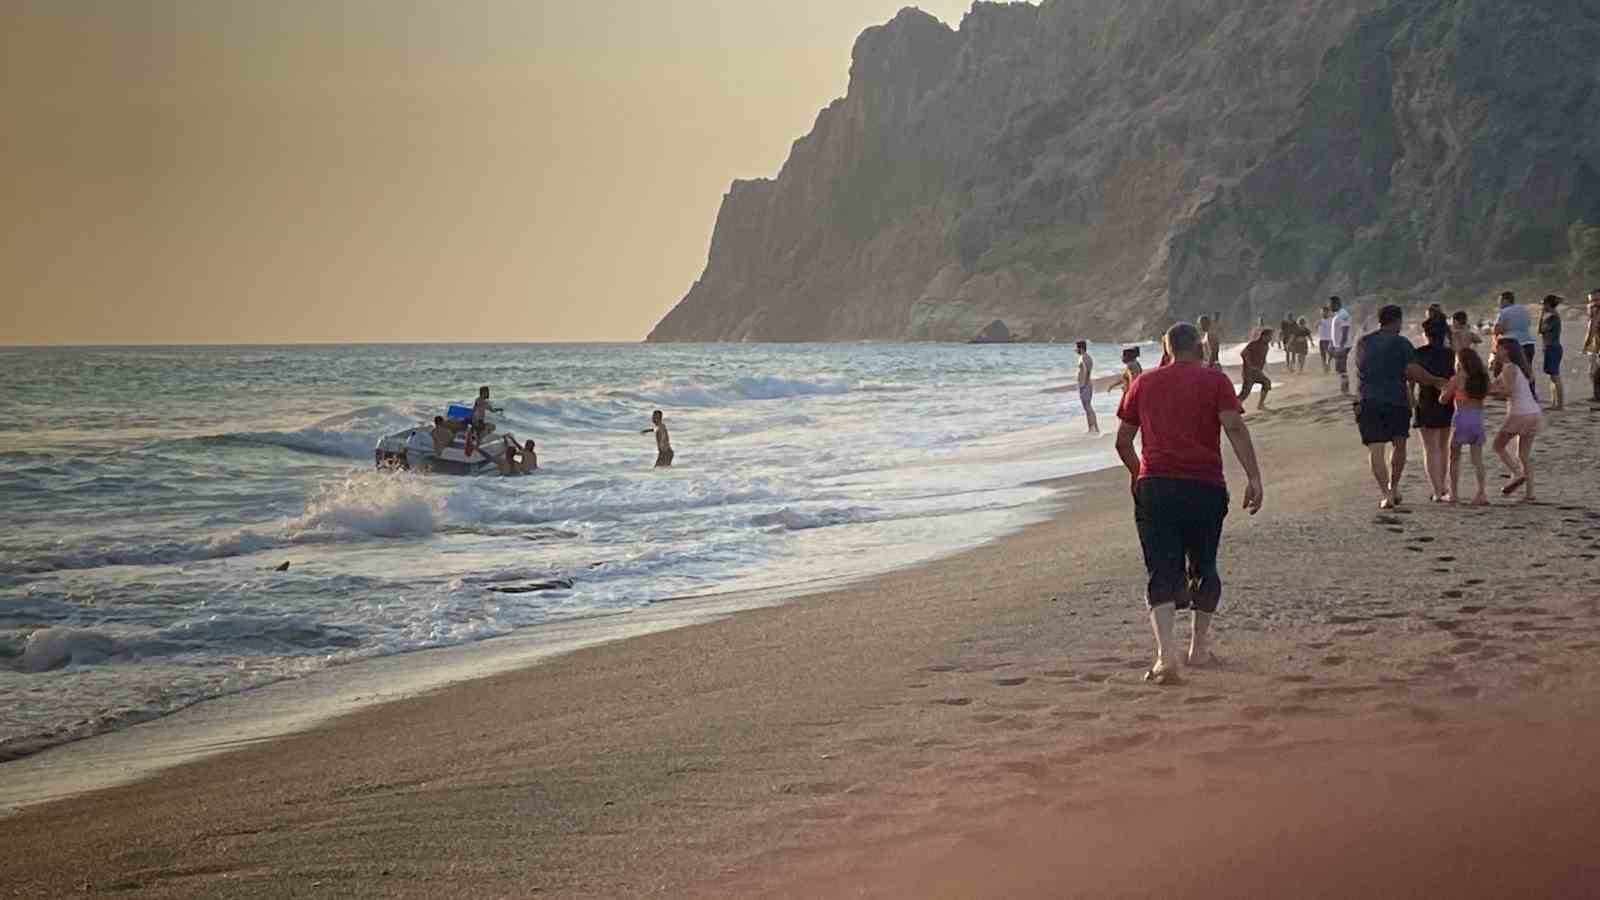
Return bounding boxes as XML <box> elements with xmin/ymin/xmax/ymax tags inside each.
<box><xmin>1103</xmin><ymin>289</ymin><xmax>1600</xmax><ymax>684</ymax></box>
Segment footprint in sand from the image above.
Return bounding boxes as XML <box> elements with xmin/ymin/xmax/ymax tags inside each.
<box><xmin>933</xmin><ymin>697</ymin><xmax>973</xmax><ymax>707</ymax></box>
<box><xmin>1321</xmin><ymin>655</ymin><xmax>1348</xmax><ymax>666</ymax></box>
<box><xmin>1437</xmin><ymin>556</ymin><xmax>1457</xmax><ymax>563</ymax></box>
<box><xmin>994</xmin><ymin>677</ymin><xmax>1030</xmax><ymax>687</ymax></box>
<box><xmin>1278</xmin><ymin>674</ymin><xmax>1316</xmax><ymax>683</ymax></box>
<box><xmin>1182</xmin><ymin>694</ymin><xmax>1225</xmax><ymax>705</ymax></box>
<box><xmin>1442</xmin><ymin>589</ymin><xmax>1464</xmax><ymax>599</ymax></box>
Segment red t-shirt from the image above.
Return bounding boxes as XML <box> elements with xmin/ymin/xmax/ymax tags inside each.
<box><xmin>1115</xmin><ymin>360</ymin><xmax>1242</xmax><ymax>487</ymax></box>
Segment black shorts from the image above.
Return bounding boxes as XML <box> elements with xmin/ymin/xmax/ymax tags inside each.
<box><xmin>655</xmin><ymin>448</ymin><xmax>675</xmax><ymax>467</ymax></box>
<box><xmin>1334</xmin><ymin>349</ymin><xmax>1351</xmax><ymax>375</ymax></box>
<box><xmin>1319</xmin><ymin>340</ymin><xmax>1332</xmax><ymax>354</ymax></box>
<box><xmin>1134</xmin><ymin>478</ymin><xmax>1229</xmax><ymax>614</ymax></box>
<box><xmin>1238</xmin><ymin>370</ymin><xmax>1272</xmax><ymax>399</ymax></box>
<box><xmin>1357</xmin><ymin>401</ymin><xmax>1411</xmax><ymax>444</ymax></box>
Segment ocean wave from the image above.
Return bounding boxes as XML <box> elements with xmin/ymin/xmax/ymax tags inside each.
<box><xmin>202</xmin><ymin>405</ymin><xmax>416</xmax><ymax>460</ymax></box>
<box><xmin>286</xmin><ymin>473</ymin><xmax>440</xmax><ymax>539</ymax></box>
<box><xmin>750</xmin><ymin>506</ymin><xmax>881</xmax><ymax>531</ymax></box>
<box><xmin>610</xmin><ymin>375</ymin><xmax>852</xmax><ymax>408</ymax></box>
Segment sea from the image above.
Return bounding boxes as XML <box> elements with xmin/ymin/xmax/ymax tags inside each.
<box><xmin>0</xmin><ymin>341</ymin><xmax>1256</xmax><ymax>764</ymax></box>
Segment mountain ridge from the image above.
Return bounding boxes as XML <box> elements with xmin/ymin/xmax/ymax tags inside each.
<box><xmin>649</xmin><ymin>0</ymin><xmax>1600</xmax><ymax>342</ymax></box>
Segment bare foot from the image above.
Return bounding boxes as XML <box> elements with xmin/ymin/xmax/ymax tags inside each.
<box><xmin>1379</xmin><ymin>496</ymin><xmax>1396</xmax><ymax>510</ymax></box>
<box><xmin>1441</xmin><ymin>493</ymin><xmax>1457</xmax><ymax>505</ymax></box>
<box><xmin>1519</xmin><ymin>495</ymin><xmax>1538</xmax><ymax>505</ymax></box>
<box><xmin>1143</xmin><ymin>661</ymin><xmax>1182</xmax><ymax>686</ymax></box>
<box><xmin>1470</xmin><ymin>494</ymin><xmax>1490</xmax><ymax>507</ymax></box>
<box><xmin>1187</xmin><ymin>650</ymin><xmax>1221</xmax><ymax>669</ymax></box>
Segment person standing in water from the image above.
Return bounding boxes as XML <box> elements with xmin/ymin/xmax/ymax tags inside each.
<box><xmin>1075</xmin><ymin>341</ymin><xmax>1099</xmax><ymax>434</ymax></box>
<box><xmin>1114</xmin><ymin>322</ymin><xmax>1264</xmax><ymax>686</ymax></box>
<box><xmin>643</xmin><ymin>410</ymin><xmax>674</xmax><ymax>467</ymax></box>
<box><xmin>1538</xmin><ymin>294</ymin><xmax>1565</xmax><ymax>410</ymax></box>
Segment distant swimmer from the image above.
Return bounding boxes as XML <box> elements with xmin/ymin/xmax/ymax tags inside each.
<box><xmin>1076</xmin><ymin>341</ymin><xmax>1099</xmax><ymax>434</ymax></box>
<box><xmin>521</xmin><ymin>439</ymin><xmax>538</xmax><ymax>472</ymax></box>
<box><xmin>643</xmin><ymin>410</ymin><xmax>674</xmax><ymax>467</ymax></box>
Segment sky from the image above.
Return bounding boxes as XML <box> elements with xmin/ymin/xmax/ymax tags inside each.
<box><xmin>1</xmin><ymin>1</ymin><xmax>975</xmax><ymax>345</ymax></box>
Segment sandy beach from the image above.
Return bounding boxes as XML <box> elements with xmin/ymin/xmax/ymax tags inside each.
<box><xmin>4</xmin><ymin>362</ymin><xmax>1600</xmax><ymax>898</ymax></box>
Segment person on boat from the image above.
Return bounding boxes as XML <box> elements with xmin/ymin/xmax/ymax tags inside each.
<box><xmin>430</xmin><ymin>416</ymin><xmax>460</xmax><ymax>455</ymax></box>
<box><xmin>464</xmin><ymin>386</ymin><xmax>503</xmax><ymax>456</ymax></box>
<box><xmin>472</xmin><ymin>386</ymin><xmax>502</xmax><ymax>435</ymax></box>
<box><xmin>643</xmin><ymin>410</ymin><xmax>674</xmax><ymax>467</ymax></box>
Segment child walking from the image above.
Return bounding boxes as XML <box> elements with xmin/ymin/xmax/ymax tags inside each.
<box><xmin>1442</xmin><ymin>346</ymin><xmax>1490</xmax><ymax>506</ymax></box>
<box><xmin>1488</xmin><ymin>338</ymin><xmax>1542</xmax><ymax>503</ymax></box>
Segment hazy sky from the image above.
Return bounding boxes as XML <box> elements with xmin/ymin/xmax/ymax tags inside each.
<box><xmin>1</xmin><ymin>1</ymin><xmax>975</xmax><ymax>345</ymax></box>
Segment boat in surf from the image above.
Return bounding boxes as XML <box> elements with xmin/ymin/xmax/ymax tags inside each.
<box><xmin>374</xmin><ymin>404</ymin><xmax>512</xmax><ymax>476</ymax></box>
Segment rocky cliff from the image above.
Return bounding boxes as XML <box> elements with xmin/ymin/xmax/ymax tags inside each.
<box><xmin>648</xmin><ymin>0</ymin><xmax>1600</xmax><ymax>343</ymax></box>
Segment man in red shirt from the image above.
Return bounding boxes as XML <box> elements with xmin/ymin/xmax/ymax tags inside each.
<box><xmin>1115</xmin><ymin>323</ymin><xmax>1264</xmax><ymax>685</ymax></box>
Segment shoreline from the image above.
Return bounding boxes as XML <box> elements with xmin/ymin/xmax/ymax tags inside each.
<box><xmin>7</xmin><ymin>363</ymin><xmax>1594</xmax><ymax>897</ymax></box>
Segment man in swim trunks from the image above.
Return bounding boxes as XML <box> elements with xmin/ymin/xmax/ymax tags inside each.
<box><xmin>1353</xmin><ymin>304</ymin><xmax>1450</xmax><ymax>510</ymax></box>
<box><xmin>643</xmin><ymin>410</ymin><xmax>674</xmax><ymax>467</ymax></box>
<box><xmin>1329</xmin><ymin>296</ymin><xmax>1355</xmax><ymax>394</ymax></box>
<box><xmin>1237</xmin><ymin>328</ymin><xmax>1273</xmax><ymax>410</ymax></box>
<box><xmin>1075</xmin><ymin>341</ymin><xmax>1099</xmax><ymax>434</ymax></box>
<box><xmin>1115</xmin><ymin>322</ymin><xmax>1264</xmax><ymax>686</ymax></box>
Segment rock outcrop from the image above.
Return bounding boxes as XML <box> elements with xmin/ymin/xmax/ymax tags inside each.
<box><xmin>648</xmin><ymin>1</ymin><xmax>1600</xmax><ymax>343</ymax></box>
<box><xmin>970</xmin><ymin>319</ymin><xmax>1013</xmax><ymax>343</ymax></box>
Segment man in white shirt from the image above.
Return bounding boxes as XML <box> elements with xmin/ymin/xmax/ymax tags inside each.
<box><xmin>1328</xmin><ymin>296</ymin><xmax>1355</xmax><ymax>394</ymax></box>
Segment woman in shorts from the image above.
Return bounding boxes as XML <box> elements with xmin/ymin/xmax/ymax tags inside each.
<box><xmin>1442</xmin><ymin>346</ymin><xmax>1490</xmax><ymax>505</ymax></box>
<box><xmin>1413</xmin><ymin>317</ymin><xmax>1455</xmax><ymax>502</ymax></box>
<box><xmin>1488</xmin><ymin>338</ymin><xmax>1543</xmax><ymax>503</ymax></box>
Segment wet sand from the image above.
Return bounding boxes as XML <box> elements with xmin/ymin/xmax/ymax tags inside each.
<box><xmin>3</xmin><ymin>363</ymin><xmax>1599</xmax><ymax>898</ymax></box>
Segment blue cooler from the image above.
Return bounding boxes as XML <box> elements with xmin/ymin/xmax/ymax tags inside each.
<box><xmin>446</xmin><ymin>404</ymin><xmax>473</xmax><ymax>422</ymax></box>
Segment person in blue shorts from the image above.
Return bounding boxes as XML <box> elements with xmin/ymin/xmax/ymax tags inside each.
<box><xmin>1539</xmin><ymin>294</ymin><xmax>1565</xmax><ymax>410</ymax></box>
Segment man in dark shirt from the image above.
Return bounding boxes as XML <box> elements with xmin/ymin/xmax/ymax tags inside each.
<box><xmin>1237</xmin><ymin>329</ymin><xmax>1273</xmax><ymax>410</ymax></box>
<box><xmin>1354</xmin><ymin>304</ymin><xmax>1449</xmax><ymax>510</ymax></box>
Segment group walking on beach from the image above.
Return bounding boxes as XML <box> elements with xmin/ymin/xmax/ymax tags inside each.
<box><xmin>1100</xmin><ymin>287</ymin><xmax>1600</xmax><ymax>684</ymax></box>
